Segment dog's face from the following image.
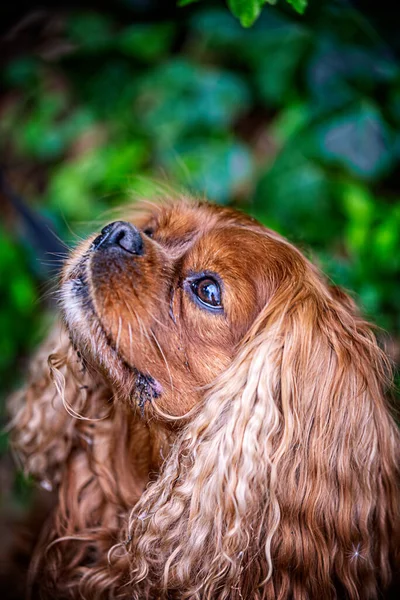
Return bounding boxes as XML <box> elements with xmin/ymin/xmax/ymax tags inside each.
<box><xmin>61</xmin><ymin>200</ymin><xmax>296</xmax><ymax>418</ymax></box>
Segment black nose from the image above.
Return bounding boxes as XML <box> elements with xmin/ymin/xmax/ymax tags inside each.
<box><xmin>92</xmin><ymin>221</ymin><xmax>144</xmax><ymax>256</ymax></box>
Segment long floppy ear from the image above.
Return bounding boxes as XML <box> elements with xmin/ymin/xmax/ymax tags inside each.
<box><xmin>8</xmin><ymin>323</ymin><xmax>109</xmax><ymax>489</ymax></box>
<box><xmin>119</xmin><ymin>272</ymin><xmax>399</xmax><ymax>600</ymax></box>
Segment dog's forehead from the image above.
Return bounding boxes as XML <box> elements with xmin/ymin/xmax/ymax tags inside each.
<box><xmin>142</xmin><ymin>201</ymin><xmax>260</xmax><ymax>240</ymax></box>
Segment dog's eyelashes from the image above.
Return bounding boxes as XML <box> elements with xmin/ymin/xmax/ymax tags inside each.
<box><xmin>190</xmin><ymin>277</ymin><xmax>222</xmax><ymax>311</ymax></box>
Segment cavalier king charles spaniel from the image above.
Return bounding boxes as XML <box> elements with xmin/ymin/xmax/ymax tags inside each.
<box><xmin>9</xmin><ymin>198</ymin><xmax>399</xmax><ymax>599</ymax></box>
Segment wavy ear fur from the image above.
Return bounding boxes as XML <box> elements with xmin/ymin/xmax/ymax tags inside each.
<box><xmin>120</xmin><ymin>268</ymin><xmax>399</xmax><ymax>600</ymax></box>
<box><xmin>8</xmin><ymin>324</ymin><xmax>100</xmax><ymax>488</ymax></box>
<box><xmin>7</xmin><ymin>324</ymin><xmax>160</xmax><ymax>596</ymax></box>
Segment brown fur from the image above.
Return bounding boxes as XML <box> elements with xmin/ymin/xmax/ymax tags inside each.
<box><xmin>8</xmin><ymin>198</ymin><xmax>400</xmax><ymax>599</ymax></box>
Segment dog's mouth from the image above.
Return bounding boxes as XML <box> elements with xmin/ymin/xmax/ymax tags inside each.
<box><xmin>61</xmin><ymin>254</ymin><xmax>162</xmax><ymax>413</ymax></box>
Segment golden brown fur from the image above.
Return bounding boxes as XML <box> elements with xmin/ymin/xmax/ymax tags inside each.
<box><xmin>8</xmin><ymin>198</ymin><xmax>400</xmax><ymax>599</ymax></box>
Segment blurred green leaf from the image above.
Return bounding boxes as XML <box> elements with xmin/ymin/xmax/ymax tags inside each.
<box><xmin>359</xmin><ymin>283</ymin><xmax>381</xmax><ymax>315</ymax></box>
<box><xmin>118</xmin><ymin>23</ymin><xmax>175</xmax><ymax>62</ymax></box>
<box><xmin>0</xmin><ymin>228</ymin><xmax>40</xmax><ymax>384</ymax></box>
<box><xmin>307</xmin><ymin>41</ymin><xmax>398</xmax><ymax>113</ymax></box>
<box><xmin>178</xmin><ymin>0</ymin><xmax>201</xmax><ymax>5</ymax></box>
<box><xmin>373</xmin><ymin>217</ymin><xmax>400</xmax><ymax>264</ymax></box>
<box><xmin>10</xmin><ymin>276</ymin><xmax>36</xmax><ymax>314</ymax></box>
<box><xmin>75</xmin><ymin>59</ymin><xmax>137</xmax><ymax>117</ymax></box>
<box><xmin>287</xmin><ymin>0</ymin><xmax>308</xmax><ymax>14</ymax></box>
<box><xmin>101</xmin><ymin>142</ymin><xmax>149</xmax><ymax>190</ymax></box>
<box><xmin>47</xmin><ymin>155</ymin><xmax>105</xmax><ymax>220</ymax></box>
<box><xmin>253</xmin><ymin>148</ymin><xmax>338</xmax><ymax>245</ymax></box>
<box><xmin>255</xmin><ymin>25</ymin><xmax>309</xmax><ymax>106</ymax></box>
<box><xmin>341</xmin><ymin>182</ymin><xmax>374</xmax><ymax>225</ymax></box>
<box><xmin>227</xmin><ymin>0</ymin><xmax>265</xmax><ymax>28</ymax></box>
<box><xmin>162</xmin><ymin>139</ymin><xmax>253</xmax><ymax>203</ymax></box>
<box><xmin>137</xmin><ymin>59</ymin><xmax>250</xmax><ymax>144</ymax></box>
<box><xmin>67</xmin><ymin>11</ymin><xmax>114</xmax><ymax>52</ymax></box>
<box><xmin>2</xmin><ymin>57</ymin><xmax>40</xmax><ymax>88</ymax></box>
<box><xmin>271</xmin><ymin>102</ymin><xmax>310</xmax><ymax>143</ymax></box>
<box><xmin>340</xmin><ymin>182</ymin><xmax>374</xmax><ymax>254</ymax></box>
<box><xmin>190</xmin><ymin>8</ymin><xmax>249</xmax><ymax>48</ymax></box>
<box><xmin>317</xmin><ymin>102</ymin><xmax>393</xmax><ymax>179</ymax></box>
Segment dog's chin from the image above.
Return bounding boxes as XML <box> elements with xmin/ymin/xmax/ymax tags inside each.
<box><xmin>60</xmin><ymin>273</ymin><xmax>161</xmax><ymax>415</ymax></box>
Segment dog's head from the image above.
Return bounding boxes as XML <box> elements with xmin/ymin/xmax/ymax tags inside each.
<box><xmin>61</xmin><ymin>199</ymin><xmax>300</xmax><ymax>418</ymax></box>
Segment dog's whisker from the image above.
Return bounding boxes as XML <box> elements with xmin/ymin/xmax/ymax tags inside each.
<box><xmin>128</xmin><ymin>322</ymin><xmax>133</xmax><ymax>365</ymax></box>
<box><xmin>123</xmin><ymin>300</ymin><xmax>147</xmax><ymax>347</ymax></box>
<box><xmin>115</xmin><ymin>316</ymin><xmax>122</xmax><ymax>355</ymax></box>
<box><xmin>149</xmin><ymin>328</ymin><xmax>173</xmax><ymax>393</ymax></box>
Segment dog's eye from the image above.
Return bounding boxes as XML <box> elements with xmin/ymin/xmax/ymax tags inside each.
<box><xmin>143</xmin><ymin>228</ymin><xmax>154</xmax><ymax>239</ymax></box>
<box><xmin>190</xmin><ymin>277</ymin><xmax>222</xmax><ymax>310</ymax></box>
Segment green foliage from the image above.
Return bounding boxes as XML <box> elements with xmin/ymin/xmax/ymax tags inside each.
<box><xmin>227</xmin><ymin>1</ymin><xmax>265</xmax><ymax>28</ymax></box>
<box><xmin>163</xmin><ymin>138</ymin><xmax>253</xmax><ymax>202</ymax></box>
<box><xmin>0</xmin><ymin>227</ymin><xmax>42</xmax><ymax>392</ymax></box>
<box><xmin>1</xmin><ymin>0</ymin><xmax>400</xmax><ymax>397</ymax></box>
<box><xmin>286</xmin><ymin>0</ymin><xmax>307</xmax><ymax>14</ymax></box>
<box><xmin>178</xmin><ymin>0</ymin><xmax>201</xmax><ymax>5</ymax></box>
<box><xmin>179</xmin><ymin>0</ymin><xmax>307</xmax><ymax>26</ymax></box>
<box><xmin>317</xmin><ymin>102</ymin><xmax>393</xmax><ymax>179</ymax></box>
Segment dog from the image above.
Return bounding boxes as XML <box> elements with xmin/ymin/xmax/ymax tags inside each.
<box><xmin>9</xmin><ymin>198</ymin><xmax>400</xmax><ymax>599</ymax></box>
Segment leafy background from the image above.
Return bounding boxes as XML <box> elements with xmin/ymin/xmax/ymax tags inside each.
<box><xmin>0</xmin><ymin>2</ymin><xmax>399</xmax><ymax>591</ymax></box>
<box><xmin>0</xmin><ymin>0</ymin><xmax>399</xmax><ymax>471</ymax></box>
